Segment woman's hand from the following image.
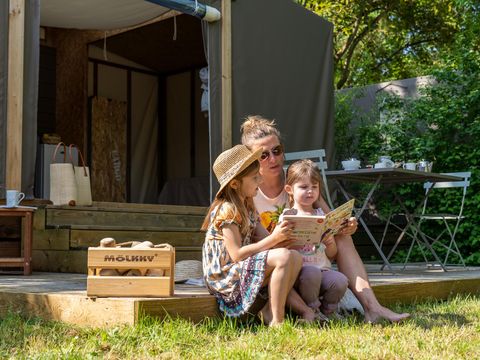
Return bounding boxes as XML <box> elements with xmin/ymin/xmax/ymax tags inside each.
<box><xmin>338</xmin><ymin>216</ymin><xmax>358</xmax><ymax>236</ymax></box>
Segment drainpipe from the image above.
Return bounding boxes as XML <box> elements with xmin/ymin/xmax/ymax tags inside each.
<box><xmin>146</xmin><ymin>0</ymin><xmax>221</xmax><ymax>22</ymax></box>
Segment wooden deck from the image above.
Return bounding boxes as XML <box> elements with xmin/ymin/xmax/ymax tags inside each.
<box><xmin>1</xmin><ymin>265</ymin><xmax>480</xmax><ymax>327</ymax></box>
<box><xmin>2</xmin><ymin>202</ymin><xmax>479</xmax><ymax>326</ymax></box>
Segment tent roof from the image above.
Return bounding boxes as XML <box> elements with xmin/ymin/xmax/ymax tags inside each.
<box><xmin>90</xmin><ymin>14</ymin><xmax>206</xmax><ymax>74</ymax></box>
<box><xmin>40</xmin><ymin>0</ymin><xmax>171</xmax><ymax>30</ymax></box>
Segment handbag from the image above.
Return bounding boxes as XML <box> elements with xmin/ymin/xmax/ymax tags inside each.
<box><xmin>69</xmin><ymin>144</ymin><xmax>93</xmax><ymax>206</ymax></box>
<box><xmin>50</xmin><ymin>142</ymin><xmax>78</xmax><ymax>205</ymax></box>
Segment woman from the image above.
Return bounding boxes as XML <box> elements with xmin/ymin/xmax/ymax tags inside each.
<box><xmin>240</xmin><ymin>115</ymin><xmax>410</xmax><ymax>323</ymax></box>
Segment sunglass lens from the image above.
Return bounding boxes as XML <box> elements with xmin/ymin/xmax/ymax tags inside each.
<box><xmin>260</xmin><ymin>152</ymin><xmax>269</xmax><ymax>161</ymax></box>
<box><xmin>272</xmin><ymin>146</ymin><xmax>283</xmax><ymax>156</ymax></box>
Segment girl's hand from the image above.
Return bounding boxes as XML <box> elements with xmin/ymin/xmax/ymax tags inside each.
<box><xmin>338</xmin><ymin>217</ymin><xmax>358</xmax><ymax>236</ymax></box>
<box><xmin>271</xmin><ymin>220</ymin><xmax>294</xmax><ymax>244</ymax></box>
<box><xmin>322</xmin><ymin>234</ymin><xmax>335</xmax><ymax>247</ymax></box>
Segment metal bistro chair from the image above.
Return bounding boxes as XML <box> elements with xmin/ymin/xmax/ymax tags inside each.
<box><xmin>283</xmin><ymin>149</ymin><xmax>334</xmax><ymax>209</ymax></box>
<box><xmin>395</xmin><ymin>171</ymin><xmax>471</xmax><ymax>269</ymax></box>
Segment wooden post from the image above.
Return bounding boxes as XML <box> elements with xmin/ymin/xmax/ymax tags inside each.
<box><xmin>6</xmin><ymin>0</ymin><xmax>25</xmax><ymax>190</ymax></box>
<box><xmin>221</xmin><ymin>0</ymin><xmax>232</xmax><ymax>151</ymax></box>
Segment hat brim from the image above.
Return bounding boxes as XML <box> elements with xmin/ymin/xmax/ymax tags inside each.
<box><xmin>215</xmin><ymin>147</ymin><xmax>262</xmax><ymax>198</ymax></box>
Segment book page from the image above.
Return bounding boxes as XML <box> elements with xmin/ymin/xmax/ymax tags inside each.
<box><xmin>323</xmin><ymin>198</ymin><xmax>356</xmax><ymax>237</ymax></box>
<box><xmin>282</xmin><ymin>199</ymin><xmax>355</xmax><ymax>246</ymax></box>
<box><xmin>281</xmin><ymin>214</ymin><xmax>326</xmax><ymax>246</ymax></box>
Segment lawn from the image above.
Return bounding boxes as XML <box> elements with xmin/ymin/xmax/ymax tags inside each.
<box><xmin>1</xmin><ymin>295</ymin><xmax>479</xmax><ymax>359</ymax></box>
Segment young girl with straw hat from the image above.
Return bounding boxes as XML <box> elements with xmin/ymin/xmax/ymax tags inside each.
<box><xmin>201</xmin><ymin>144</ymin><xmax>302</xmax><ymax>326</ymax></box>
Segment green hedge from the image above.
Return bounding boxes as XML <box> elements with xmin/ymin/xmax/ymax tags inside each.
<box><xmin>334</xmin><ymin>56</ymin><xmax>480</xmax><ymax>265</ymax></box>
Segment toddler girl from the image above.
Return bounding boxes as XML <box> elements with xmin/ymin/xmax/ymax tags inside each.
<box><xmin>283</xmin><ymin>159</ymin><xmax>349</xmax><ymax>317</ymax></box>
<box><xmin>201</xmin><ymin>145</ymin><xmax>302</xmax><ymax>326</ymax></box>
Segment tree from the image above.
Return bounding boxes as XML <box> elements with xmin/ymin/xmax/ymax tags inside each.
<box><xmin>297</xmin><ymin>0</ymin><xmax>462</xmax><ymax>89</ymax></box>
<box><xmin>332</xmin><ymin>0</ymin><xmax>480</xmax><ymax>264</ymax></box>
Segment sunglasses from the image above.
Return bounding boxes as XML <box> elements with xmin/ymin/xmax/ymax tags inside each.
<box><xmin>260</xmin><ymin>145</ymin><xmax>284</xmax><ymax>161</ymax></box>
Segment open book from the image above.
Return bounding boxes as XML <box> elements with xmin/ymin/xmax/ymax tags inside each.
<box><xmin>281</xmin><ymin>199</ymin><xmax>355</xmax><ymax>246</ymax></box>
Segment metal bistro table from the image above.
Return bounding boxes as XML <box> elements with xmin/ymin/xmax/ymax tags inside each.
<box><xmin>325</xmin><ymin>168</ymin><xmax>462</xmax><ymax>272</ymax></box>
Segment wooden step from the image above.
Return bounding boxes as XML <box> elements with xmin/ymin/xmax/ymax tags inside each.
<box><xmin>48</xmin><ymin>202</ymin><xmax>208</xmax><ymax>214</ymax></box>
<box><xmin>46</xmin><ymin>207</ymin><xmax>206</xmax><ymax>231</ymax></box>
<box><xmin>46</xmin><ymin>210</ymin><xmax>205</xmax><ymax>230</ymax></box>
<box><xmin>0</xmin><ymin>257</ymin><xmax>25</xmax><ymax>267</ymax></box>
<box><xmin>69</xmin><ymin>229</ymin><xmax>204</xmax><ymax>249</ymax></box>
<box><xmin>32</xmin><ymin>203</ymin><xmax>208</xmax><ymax>273</ymax></box>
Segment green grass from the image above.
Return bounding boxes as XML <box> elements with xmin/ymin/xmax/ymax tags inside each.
<box><xmin>1</xmin><ymin>295</ymin><xmax>480</xmax><ymax>359</ymax></box>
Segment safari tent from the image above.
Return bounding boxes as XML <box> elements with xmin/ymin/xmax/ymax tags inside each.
<box><xmin>0</xmin><ymin>0</ymin><xmax>335</xmax><ymax>207</ymax></box>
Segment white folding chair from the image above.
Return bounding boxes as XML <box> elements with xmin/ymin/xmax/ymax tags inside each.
<box><xmin>401</xmin><ymin>171</ymin><xmax>471</xmax><ymax>268</ymax></box>
<box><xmin>283</xmin><ymin>149</ymin><xmax>334</xmax><ymax>209</ymax></box>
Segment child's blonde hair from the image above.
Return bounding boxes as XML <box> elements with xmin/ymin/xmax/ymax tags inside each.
<box><xmin>201</xmin><ymin>160</ymin><xmax>260</xmax><ymax>235</ymax></box>
<box><xmin>240</xmin><ymin>115</ymin><xmax>282</xmax><ymax>148</ymax></box>
<box><xmin>285</xmin><ymin>159</ymin><xmax>323</xmax><ymax>207</ymax></box>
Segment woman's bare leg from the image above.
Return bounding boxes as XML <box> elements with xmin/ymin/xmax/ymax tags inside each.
<box><xmin>261</xmin><ymin>248</ymin><xmax>302</xmax><ymax>326</ymax></box>
<box><xmin>335</xmin><ymin>234</ymin><xmax>410</xmax><ymax>323</ymax></box>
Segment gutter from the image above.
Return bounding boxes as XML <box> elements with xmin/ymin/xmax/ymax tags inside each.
<box><xmin>145</xmin><ymin>0</ymin><xmax>221</xmax><ymax>22</ymax></box>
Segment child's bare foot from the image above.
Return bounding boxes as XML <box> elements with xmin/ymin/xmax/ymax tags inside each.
<box><xmin>299</xmin><ymin>307</ymin><xmax>317</xmax><ymax>323</ymax></box>
<box><xmin>364</xmin><ymin>306</ymin><xmax>410</xmax><ymax>324</ymax></box>
<box><xmin>313</xmin><ymin>310</ymin><xmax>330</xmax><ymax>323</ymax></box>
<box><xmin>307</xmin><ymin>299</ymin><xmax>322</xmax><ymax>312</ymax></box>
<box><xmin>259</xmin><ymin>303</ymin><xmax>273</xmax><ymax>325</ymax></box>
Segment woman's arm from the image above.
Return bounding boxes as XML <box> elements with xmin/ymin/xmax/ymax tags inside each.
<box><xmin>222</xmin><ymin>221</ymin><xmax>294</xmax><ymax>262</ymax></box>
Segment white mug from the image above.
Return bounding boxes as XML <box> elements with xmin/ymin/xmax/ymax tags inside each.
<box><xmin>403</xmin><ymin>162</ymin><xmax>416</xmax><ymax>171</ymax></box>
<box><xmin>6</xmin><ymin>190</ymin><xmax>25</xmax><ymax>208</ymax></box>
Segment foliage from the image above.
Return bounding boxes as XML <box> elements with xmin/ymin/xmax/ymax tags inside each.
<box><xmin>333</xmin><ymin>88</ymin><xmax>367</xmax><ymax>163</ymax></box>
<box><xmin>1</xmin><ymin>296</ymin><xmax>480</xmax><ymax>359</ymax></box>
<box><xmin>297</xmin><ymin>0</ymin><xmax>462</xmax><ymax>89</ymax></box>
<box><xmin>333</xmin><ymin>1</ymin><xmax>480</xmax><ymax>264</ymax></box>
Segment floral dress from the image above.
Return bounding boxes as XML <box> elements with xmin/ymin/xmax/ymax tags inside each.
<box><xmin>202</xmin><ymin>203</ymin><xmax>269</xmax><ymax>317</ymax></box>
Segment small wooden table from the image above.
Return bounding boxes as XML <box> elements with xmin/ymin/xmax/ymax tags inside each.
<box><xmin>0</xmin><ymin>207</ymin><xmax>35</xmax><ymax>275</ymax></box>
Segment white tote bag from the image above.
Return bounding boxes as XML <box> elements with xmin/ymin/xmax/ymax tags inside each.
<box><xmin>50</xmin><ymin>142</ymin><xmax>78</xmax><ymax>205</ymax></box>
<box><xmin>69</xmin><ymin>144</ymin><xmax>93</xmax><ymax>206</ymax></box>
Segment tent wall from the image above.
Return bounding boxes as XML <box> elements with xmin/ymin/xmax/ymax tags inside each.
<box><xmin>0</xmin><ymin>1</ymin><xmax>39</xmax><ymax>198</ymax></box>
<box><xmin>165</xmin><ymin>71</ymin><xmax>209</xmax><ymax>180</ymax></box>
<box><xmin>206</xmin><ymin>0</ymin><xmax>335</xmax><ymax>195</ymax></box>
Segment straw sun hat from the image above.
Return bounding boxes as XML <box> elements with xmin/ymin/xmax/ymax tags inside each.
<box><xmin>213</xmin><ymin>144</ymin><xmax>262</xmax><ymax>197</ymax></box>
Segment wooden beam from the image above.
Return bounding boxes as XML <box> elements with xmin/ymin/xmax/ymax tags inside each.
<box><xmin>6</xmin><ymin>0</ymin><xmax>25</xmax><ymax>190</ymax></box>
<box><xmin>221</xmin><ymin>0</ymin><xmax>232</xmax><ymax>151</ymax></box>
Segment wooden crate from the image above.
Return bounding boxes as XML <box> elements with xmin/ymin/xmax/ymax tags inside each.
<box><xmin>87</xmin><ymin>246</ymin><xmax>175</xmax><ymax>297</ymax></box>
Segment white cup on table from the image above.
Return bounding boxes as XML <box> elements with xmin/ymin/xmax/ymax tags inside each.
<box><xmin>377</xmin><ymin>156</ymin><xmax>394</xmax><ymax>168</ymax></box>
<box><xmin>403</xmin><ymin>162</ymin><xmax>417</xmax><ymax>171</ymax></box>
<box><xmin>6</xmin><ymin>190</ymin><xmax>25</xmax><ymax>208</ymax></box>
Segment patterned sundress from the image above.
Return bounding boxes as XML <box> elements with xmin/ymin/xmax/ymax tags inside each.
<box><xmin>202</xmin><ymin>203</ymin><xmax>269</xmax><ymax>317</ymax></box>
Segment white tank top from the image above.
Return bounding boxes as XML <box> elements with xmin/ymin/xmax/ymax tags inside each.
<box><xmin>254</xmin><ymin>188</ymin><xmax>289</xmax><ymax>233</ymax></box>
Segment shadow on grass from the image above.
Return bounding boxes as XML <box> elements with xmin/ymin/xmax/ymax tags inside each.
<box><xmin>411</xmin><ymin>312</ymin><xmax>470</xmax><ymax>329</ymax></box>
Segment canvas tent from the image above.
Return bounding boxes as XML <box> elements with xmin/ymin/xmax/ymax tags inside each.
<box><xmin>0</xmin><ymin>0</ymin><xmax>334</xmax><ymax>205</ymax></box>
